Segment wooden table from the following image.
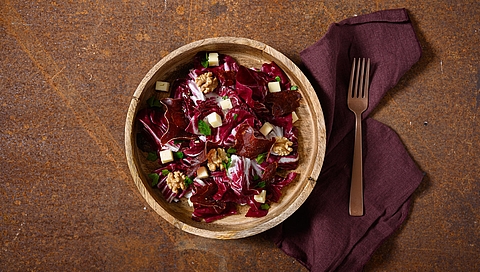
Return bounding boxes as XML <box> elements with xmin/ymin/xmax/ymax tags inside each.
<box><xmin>1</xmin><ymin>1</ymin><xmax>478</xmax><ymax>271</ymax></box>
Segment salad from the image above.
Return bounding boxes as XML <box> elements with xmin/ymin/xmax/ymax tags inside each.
<box><xmin>136</xmin><ymin>52</ymin><xmax>302</xmax><ymax>223</ymax></box>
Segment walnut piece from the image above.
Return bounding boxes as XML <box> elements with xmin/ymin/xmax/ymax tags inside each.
<box><xmin>207</xmin><ymin>148</ymin><xmax>228</xmax><ymax>171</ymax></box>
<box><xmin>272</xmin><ymin>137</ymin><xmax>293</xmax><ymax>156</ymax></box>
<box><xmin>195</xmin><ymin>72</ymin><xmax>219</xmax><ymax>94</ymax></box>
<box><xmin>166</xmin><ymin>171</ymin><xmax>186</xmax><ymax>194</ymax></box>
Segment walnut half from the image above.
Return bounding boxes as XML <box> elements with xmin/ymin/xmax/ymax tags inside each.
<box><xmin>166</xmin><ymin>171</ymin><xmax>186</xmax><ymax>194</ymax></box>
<box><xmin>195</xmin><ymin>72</ymin><xmax>218</xmax><ymax>94</ymax></box>
<box><xmin>207</xmin><ymin>148</ymin><xmax>228</xmax><ymax>171</ymax></box>
<box><xmin>272</xmin><ymin>137</ymin><xmax>293</xmax><ymax>156</ymax></box>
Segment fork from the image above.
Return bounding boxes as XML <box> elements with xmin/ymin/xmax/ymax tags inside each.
<box><xmin>347</xmin><ymin>58</ymin><xmax>370</xmax><ymax>216</ymax></box>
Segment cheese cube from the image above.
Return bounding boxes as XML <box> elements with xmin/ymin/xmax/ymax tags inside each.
<box><xmin>206</xmin><ymin>112</ymin><xmax>222</xmax><ymax>128</ymax></box>
<box><xmin>267</xmin><ymin>81</ymin><xmax>281</xmax><ymax>93</ymax></box>
<box><xmin>159</xmin><ymin>149</ymin><xmax>174</xmax><ymax>164</ymax></box>
<box><xmin>208</xmin><ymin>53</ymin><xmax>219</xmax><ymax>66</ymax></box>
<box><xmin>219</xmin><ymin>98</ymin><xmax>233</xmax><ymax>110</ymax></box>
<box><xmin>292</xmin><ymin>111</ymin><xmax>299</xmax><ymax>123</ymax></box>
<box><xmin>196</xmin><ymin>166</ymin><xmax>209</xmax><ymax>179</ymax></box>
<box><xmin>259</xmin><ymin>122</ymin><xmax>273</xmax><ymax>136</ymax></box>
<box><xmin>254</xmin><ymin>190</ymin><xmax>267</xmax><ymax>203</ymax></box>
<box><xmin>155</xmin><ymin>81</ymin><xmax>170</xmax><ymax>92</ymax></box>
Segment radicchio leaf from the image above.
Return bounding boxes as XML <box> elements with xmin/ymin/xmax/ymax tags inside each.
<box><xmin>136</xmin><ymin>53</ymin><xmax>303</xmax><ymax>222</ymax></box>
<box><xmin>235</xmin><ymin>65</ymin><xmax>270</xmax><ymax>104</ymax></box>
<box><xmin>261</xmin><ymin>61</ymin><xmax>291</xmax><ymax>89</ymax></box>
<box><xmin>190</xmin><ymin>180</ymin><xmax>238</xmax><ymax>223</ymax></box>
<box><xmin>160</xmin><ymin>98</ymin><xmax>195</xmax><ymax>144</ymax></box>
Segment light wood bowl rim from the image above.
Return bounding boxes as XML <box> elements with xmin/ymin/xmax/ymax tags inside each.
<box><xmin>125</xmin><ymin>37</ymin><xmax>326</xmax><ymax>239</ymax></box>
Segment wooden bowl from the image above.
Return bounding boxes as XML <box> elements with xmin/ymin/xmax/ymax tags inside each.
<box><xmin>125</xmin><ymin>37</ymin><xmax>326</xmax><ymax>239</ymax></box>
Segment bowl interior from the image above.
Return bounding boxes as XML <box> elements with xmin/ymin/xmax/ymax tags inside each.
<box><xmin>125</xmin><ymin>37</ymin><xmax>326</xmax><ymax>239</ymax></box>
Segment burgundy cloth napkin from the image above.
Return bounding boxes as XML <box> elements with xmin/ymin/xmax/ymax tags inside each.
<box><xmin>269</xmin><ymin>9</ymin><xmax>424</xmax><ymax>272</ymax></box>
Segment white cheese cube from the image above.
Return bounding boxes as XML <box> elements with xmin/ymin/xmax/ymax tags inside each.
<box><xmin>196</xmin><ymin>166</ymin><xmax>209</xmax><ymax>179</ymax></box>
<box><xmin>159</xmin><ymin>149</ymin><xmax>174</xmax><ymax>164</ymax></box>
<box><xmin>155</xmin><ymin>81</ymin><xmax>170</xmax><ymax>92</ymax></box>
<box><xmin>259</xmin><ymin>122</ymin><xmax>274</xmax><ymax>136</ymax></box>
<box><xmin>206</xmin><ymin>112</ymin><xmax>222</xmax><ymax>128</ymax></box>
<box><xmin>254</xmin><ymin>190</ymin><xmax>267</xmax><ymax>203</ymax></box>
<box><xmin>220</xmin><ymin>98</ymin><xmax>233</xmax><ymax>110</ymax></box>
<box><xmin>292</xmin><ymin>111</ymin><xmax>299</xmax><ymax>123</ymax></box>
<box><xmin>208</xmin><ymin>53</ymin><xmax>219</xmax><ymax>66</ymax></box>
<box><xmin>267</xmin><ymin>81</ymin><xmax>281</xmax><ymax>93</ymax></box>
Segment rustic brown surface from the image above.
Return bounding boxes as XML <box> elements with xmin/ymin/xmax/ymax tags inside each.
<box><xmin>1</xmin><ymin>0</ymin><xmax>478</xmax><ymax>271</ymax></box>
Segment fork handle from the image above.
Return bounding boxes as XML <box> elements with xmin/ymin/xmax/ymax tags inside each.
<box><xmin>349</xmin><ymin>113</ymin><xmax>364</xmax><ymax>216</ymax></box>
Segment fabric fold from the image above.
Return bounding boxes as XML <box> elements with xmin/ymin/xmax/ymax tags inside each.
<box><xmin>269</xmin><ymin>9</ymin><xmax>424</xmax><ymax>272</ymax></box>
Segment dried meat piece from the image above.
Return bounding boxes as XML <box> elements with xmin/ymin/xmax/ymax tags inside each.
<box><xmin>233</xmin><ymin>123</ymin><xmax>276</xmax><ymax>159</ymax></box>
<box><xmin>265</xmin><ymin>90</ymin><xmax>302</xmax><ymax>116</ymax></box>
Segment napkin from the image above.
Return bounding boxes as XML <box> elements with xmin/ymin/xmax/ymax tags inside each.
<box><xmin>269</xmin><ymin>9</ymin><xmax>424</xmax><ymax>272</ymax></box>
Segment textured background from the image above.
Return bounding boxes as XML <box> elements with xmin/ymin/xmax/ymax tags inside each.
<box><xmin>1</xmin><ymin>0</ymin><xmax>479</xmax><ymax>271</ymax></box>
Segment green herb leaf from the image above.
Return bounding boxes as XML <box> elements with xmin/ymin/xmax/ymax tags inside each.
<box><xmin>161</xmin><ymin>169</ymin><xmax>170</xmax><ymax>176</ymax></box>
<box><xmin>260</xmin><ymin>203</ymin><xmax>270</xmax><ymax>210</ymax></box>
<box><xmin>184</xmin><ymin>176</ymin><xmax>193</xmax><ymax>187</ymax></box>
<box><xmin>227</xmin><ymin>147</ymin><xmax>236</xmax><ymax>154</ymax></box>
<box><xmin>256</xmin><ymin>181</ymin><xmax>266</xmax><ymax>189</ymax></box>
<box><xmin>147</xmin><ymin>96</ymin><xmax>162</xmax><ymax>108</ymax></box>
<box><xmin>148</xmin><ymin>173</ymin><xmax>160</xmax><ymax>187</ymax></box>
<box><xmin>174</xmin><ymin>151</ymin><xmax>184</xmax><ymax>159</ymax></box>
<box><xmin>256</xmin><ymin>152</ymin><xmax>267</xmax><ymax>164</ymax></box>
<box><xmin>198</xmin><ymin>120</ymin><xmax>211</xmax><ymax>136</ymax></box>
<box><xmin>290</xmin><ymin>85</ymin><xmax>298</xmax><ymax>91</ymax></box>
<box><xmin>226</xmin><ymin>157</ymin><xmax>232</xmax><ymax>169</ymax></box>
<box><xmin>275</xmin><ymin>76</ymin><xmax>281</xmax><ymax>82</ymax></box>
<box><xmin>201</xmin><ymin>53</ymin><xmax>209</xmax><ymax>68</ymax></box>
<box><xmin>233</xmin><ymin>113</ymin><xmax>238</xmax><ymax>120</ymax></box>
<box><xmin>222</xmin><ymin>95</ymin><xmax>228</xmax><ymax>100</ymax></box>
<box><xmin>146</xmin><ymin>152</ymin><xmax>158</xmax><ymax>161</ymax></box>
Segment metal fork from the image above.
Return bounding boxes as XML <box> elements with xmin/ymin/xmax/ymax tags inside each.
<box><xmin>347</xmin><ymin>58</ymin><xmax>370</xmax><ymax>216</ymax></box>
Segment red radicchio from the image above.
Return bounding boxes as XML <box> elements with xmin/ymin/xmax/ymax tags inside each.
<box><xmin>190</xmin><ymin>180</ymin><xmax>238</xmax><ymax>223</ymax></box>
<box><xmin>137</xmin><ymin>52</ymin><xmax>302</xmax><ymax>222</ymax></box>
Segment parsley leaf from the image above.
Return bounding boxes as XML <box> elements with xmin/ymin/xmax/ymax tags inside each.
<box><xmin>226</xmin><ymin>157</ymin><xmax>232</xmax><ymax>169</ymax></box>
<box><xmin>184</xmin><ymin>176</ymin><xmax>193</xmax><ymax>187</ymax></box>
<box><xmin>227</xmin><ymin>147</ymin><xmax>236</xmax><ymax>154</ymax></box>
<box><xmin>260</xmin><ymin>203</ymin><xmax>270</xmax><ymax>210</ymax></box>
<box><xmin>290</xmin><ymin>85</ymin><xmax>298</xmax><ymax>91</ymax></box>
<box><xmin>256</xmin><ymin>152</ymin><xmax>267</xmax><ymax>164</ymax></box>
<box><xmin>146</xmin><ymin>152</ymin><xmax>158</xmax><ymax>161</ymax></box>
<box><xmin>161</xmin><ymin>169</ymin><xmax>170</xmax><ymax>176</ymax></box>
<box><xmin>222</xmin><ymin>156</ymin><xmax>232</xmax><ymax>170</ymax></box>
<box><xmin>233</xmin><ymin>113</ymin><xmax>238</xmax><ymax>120</ymax></box>
<box><xmin>148</xmin><ymin>173</ymin><xmax>160</xmax><ymax>187</ymax></box>
<box><xmin>173</xmin><ymin>151</ymin><xmax>184</xmax><ymax>159</ymax></box>
<box><xmin>198</xmin><ymin>120</ymin><xmax>211</xmax><ymax>136</ymax></box>
<box><xmin>275</xmin><ymin>76</ymin><xmax>281</xmax><ymax>82</ymax></box>
<box><xmin>256</xmin><ymin>181</ymin><xmax>266</xmax><ymax>188</ymax></box>
<box><xmin>147</xmin><ymin>96</ymin><xmax>162</xmax><ymax>108</ymax></box>
<box><xmin>201</xmin><ymin>53</ymin><xmax>209</xmax><ymax>68</ymax></box>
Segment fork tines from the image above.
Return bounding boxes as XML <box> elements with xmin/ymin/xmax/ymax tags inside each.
<box><xmin>349</xmin><ymin>58</ymin><xmax>371</xmax><ymax>99</ymax></box>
